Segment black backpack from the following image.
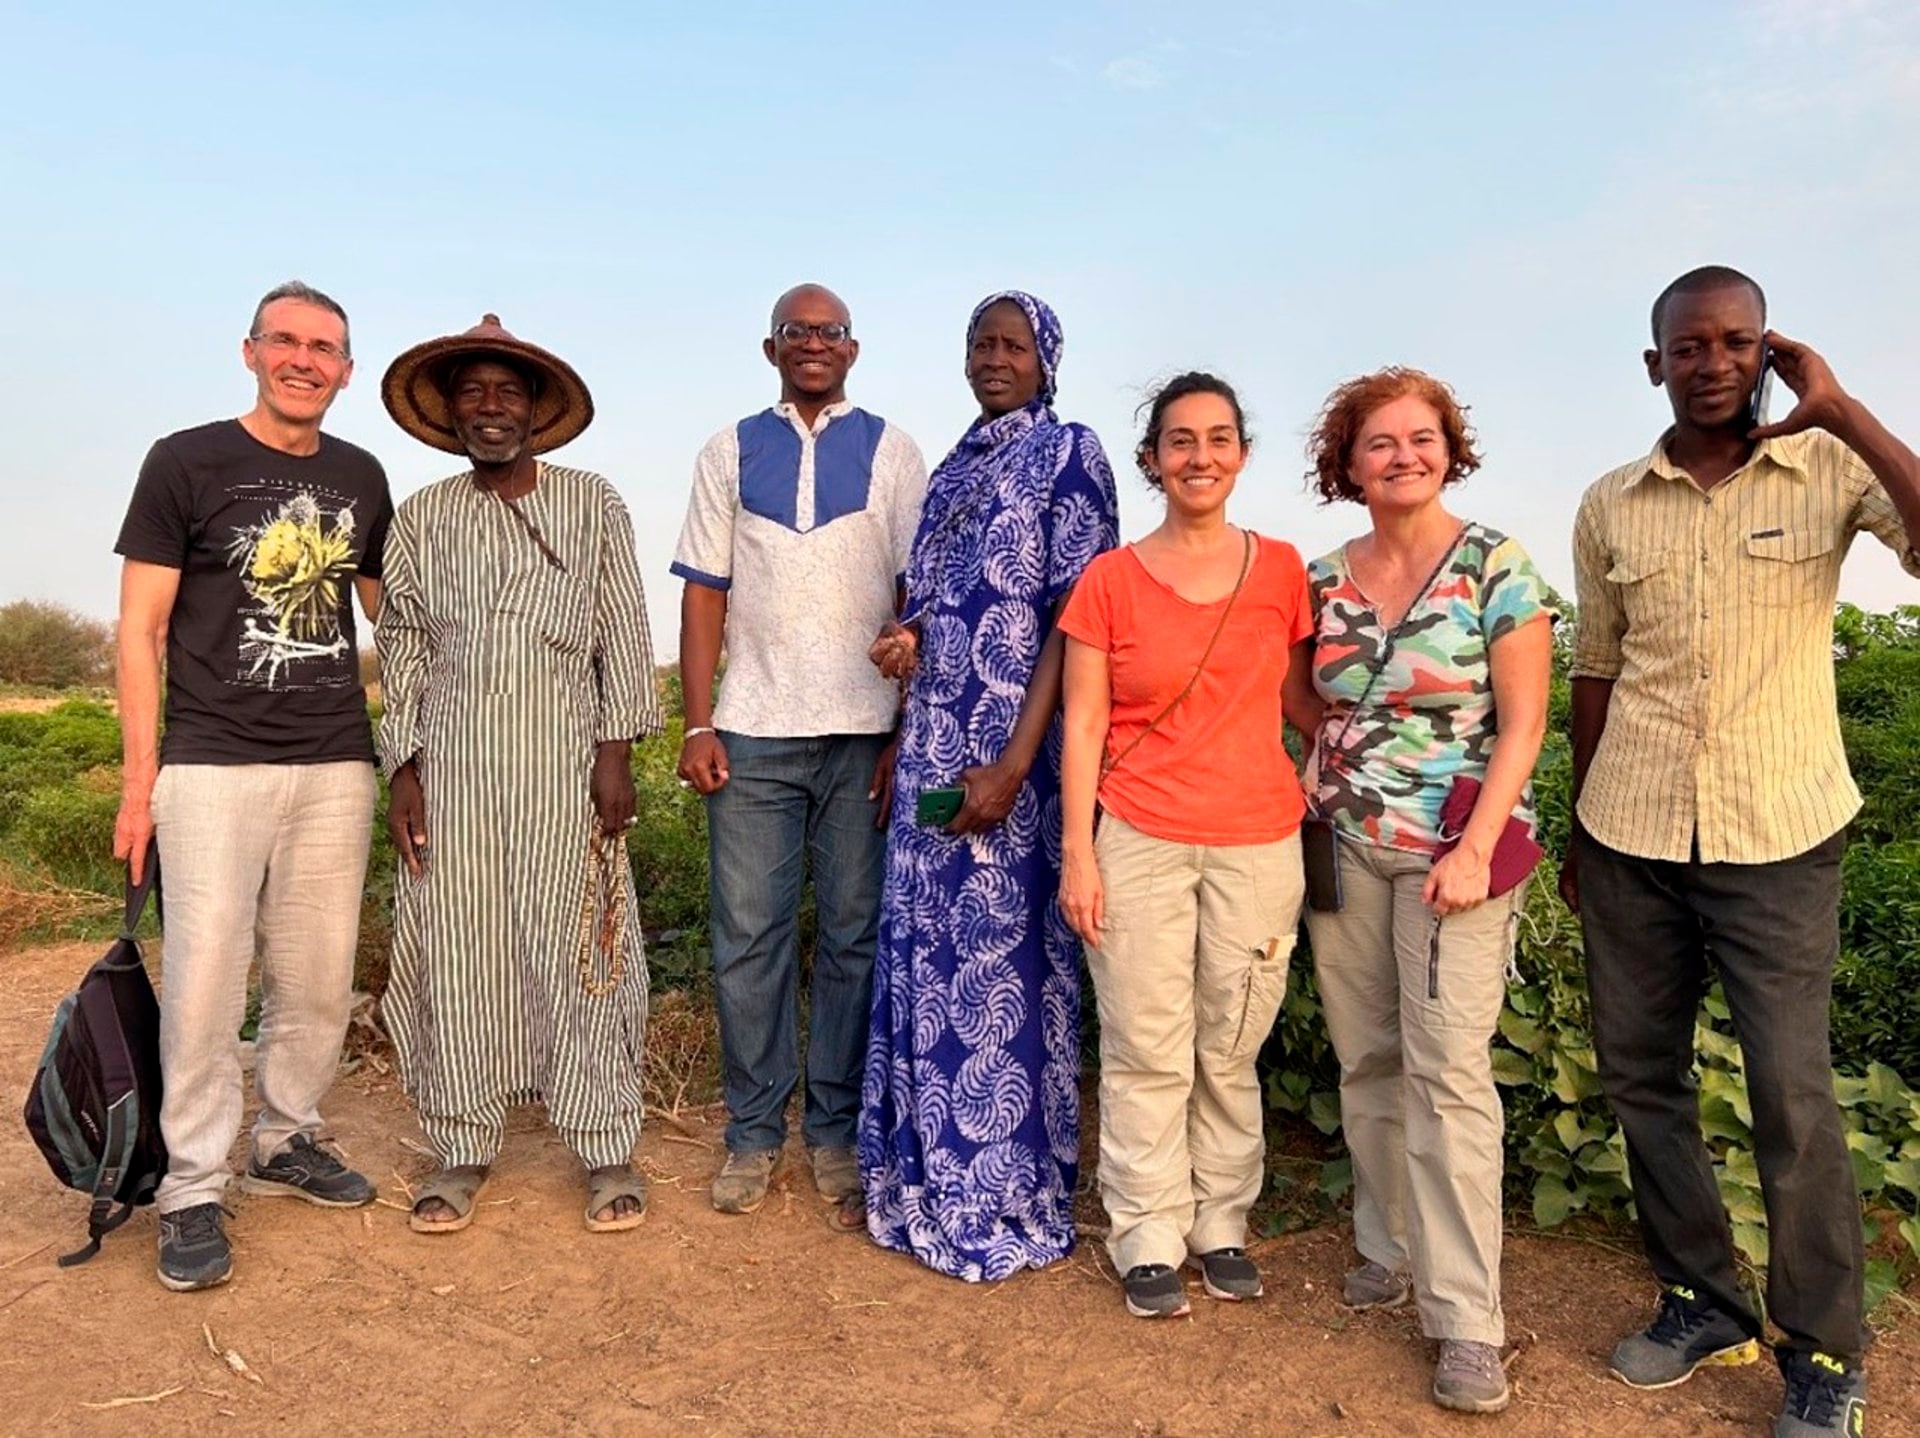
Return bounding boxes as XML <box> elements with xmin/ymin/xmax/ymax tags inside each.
<box><xmin>23</xmin><ymin>851</ymin><xmax>167</xmax><ymax>1265</ymax></box>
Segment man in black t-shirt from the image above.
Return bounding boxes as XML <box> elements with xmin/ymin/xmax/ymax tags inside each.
<box><xmin>113</xmin><ymin>280</ymin><xmax>392</xmax><ymax>1292</ymax></box>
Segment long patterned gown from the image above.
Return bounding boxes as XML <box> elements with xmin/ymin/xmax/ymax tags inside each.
<box><xmin>376</xmin><ymin>464</ymin><xmax>661</xmax><ymax>1170</ymax></box>
<box><xmin>857</xmin><ymin>400</ymin><xmax>1119</xmax><ymax>1280</ymax></box>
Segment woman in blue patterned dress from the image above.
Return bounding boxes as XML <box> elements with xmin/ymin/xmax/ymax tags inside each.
<box><xmin>851</xmin><ymin>291</ymin><xmax>1119</xmax><ymax>1280</ymax></box>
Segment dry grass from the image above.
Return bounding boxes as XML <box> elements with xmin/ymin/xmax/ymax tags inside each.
<box><xmin>0</xmin><ymin>857</ymin><xmax>116</xmax><ymax>950</ymax></box>
<box><xmin>643</xmin><ymin>986</ymin><xmax>722</xmax><ymax>1121</ymax></box>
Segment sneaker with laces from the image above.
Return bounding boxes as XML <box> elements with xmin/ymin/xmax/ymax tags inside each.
<box><xmin>1342</xmin><ymin>1259</ymin><xmax>1412</xmax><ymax>1311</ymax></box>
<box><xmin>711</xmin><ymin>1147</ymin><xmax>781</xmax><ymax>1214</ymax></box>
<box><xmin>240</xmin><ymin>1132</ymin><xmax>376</xmax><ymax>1207</ymax></box>
<box><xmin>1774</xmin><ymin>1350</ymin><xmax>1867</xmax><ymax>1437</ymax></box>
<box><xmin>157</xmin><ymin>1203</ymin><xmax>232</xmax><ymax>1291</ymax></box>
<box><xmin>1609</xmin><ymin>1285</ymin><xmax>1760</xmax><ymax>1389</ymax></box>
<box><xmin>1123</xmin><ymin>1263</ymin><xmax>1191</xmax><ymax>1319</ymax></box>
<box><xmin>1189</xmin><ymin>1247</ymin><xmax>1263</xmax><ymax>1301</ymax></box>
<box><xmin>1433</xmin><ymin>1339</ymin><xmax>1511</xmax><ymax>1414</ymax></box>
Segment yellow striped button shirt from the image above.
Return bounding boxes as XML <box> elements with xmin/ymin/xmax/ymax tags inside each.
<box><xmin>1571</xmin><ymin>429</ymin><xmax>1920</xmax><ymax>864</ymax></box>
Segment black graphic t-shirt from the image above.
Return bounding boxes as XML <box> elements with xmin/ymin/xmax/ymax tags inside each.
<box><xmin>115</xmin><ymin>419</ymin><xmax>393</xmax><ymax>765</ymax></box>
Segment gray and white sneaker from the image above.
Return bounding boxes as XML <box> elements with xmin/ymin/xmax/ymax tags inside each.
<box><xmin>240</xmin><ymin>1133</ymin><xmax>375</xmax><ymax>1207</ymax></box>
<box><xmin>1190</xmin><ymin>1247</ymin><xmax>1263</xmax><ymax>1301</ymax></box>
<box><xmin>157</xmin><ymin>1203</ymin><xmax>232</xmax><ymax>1292</ymax></box>
<box><xmin>1342</xmin><ymin>1259</ymin><xmax>1412</xmax><ymax>1310</ymax></box>
<box><xmin>711</xmin><ymin>1147</ymin><xmax>781</xmax><ymax>1214</ymax></box>
<box><xmin>1433</xmin><ymin>1340</ymin><xmax>1510</xmax><ymax>1414</ymax></box>
<box><xmin>1123</xmin><ymin>1264</ymin><xmax>1191</xmax><ymax>1319</ymax></box>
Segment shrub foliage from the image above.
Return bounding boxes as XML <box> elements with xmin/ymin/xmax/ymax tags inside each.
<box><xmin>0</xmin><ymin>600</ymin><xmax>114</xmax><ymax>689</ymax></box>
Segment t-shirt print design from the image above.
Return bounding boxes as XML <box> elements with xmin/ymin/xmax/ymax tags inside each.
<box><xmin>225</xmin><ymin>482</ymin><xmax>362</xmax><ymax>688</ymax></box>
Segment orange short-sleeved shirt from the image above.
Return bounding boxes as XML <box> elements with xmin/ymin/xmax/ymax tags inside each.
<box><xmin>1060</xmin><ymin>533</ymin><xmax>1313</xmax><ymax>846</ymax></box>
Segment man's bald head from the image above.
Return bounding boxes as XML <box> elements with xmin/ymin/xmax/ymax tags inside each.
<box><xmin>764</xmin><ymin>283</ymin><xmax>858</xmax><ymax>415</ymax></box>
<box><xmin>770</xmin><ymin>283</ymin><xmax>850</xmax><ymax>332</ymax></box>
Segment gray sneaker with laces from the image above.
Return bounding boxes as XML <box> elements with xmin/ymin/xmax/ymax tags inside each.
<box><xmin>240</xmin><ymin>1133</ymin><xmax>375</xmax><ymax>1207</ymax></box>
<box><xmin>1342</xmin><ymin>1259</ymin><xmax>1412</xmax><ymax>1310</ymax></box>
<box><xmin>1433</xmin><ymin>1339</ymin><xmax>1510</xmax><ymax>1414</ymax></box>
<box><xmin>157</xmin><ymin>1203</ymin><xmax>232</xmax><ymax>1292</ymax></box>
<box><xmin>711</xmin><ymin>1147</ymin><xmax>781</xmax><ymax>1214</ymax></box>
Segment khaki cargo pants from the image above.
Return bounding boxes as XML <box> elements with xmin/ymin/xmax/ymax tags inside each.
<box><xmin>1305</xmin><ymin>837</ymin><xmax>1522</xmax><ymax>1346</ymax></box>
<box><xmin>1086</xmin><ymin>814</ymin><xmax>1305</xmax><ymax>1274</ymax></box>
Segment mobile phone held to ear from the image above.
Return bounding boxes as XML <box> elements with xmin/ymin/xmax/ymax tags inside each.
<box><xmin>915</xmin><ymin>786</ymin><xmax>965</xmax><ymax>828</ymax></box>
<box><xmin>1749</xmin><ymin>339</ymin><xmax>1775</xmax><ymax>430</ymax></box>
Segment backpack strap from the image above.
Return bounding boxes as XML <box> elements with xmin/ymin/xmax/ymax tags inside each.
<box><xmin>120</xmin><ymin>840</ymin><xmax>160</xmax><ymax>941</ymax></box>
<box><xmin>57</xmin><ymin>1094</ymin><xmax>136</xmax><ymax>1267</ymax></box>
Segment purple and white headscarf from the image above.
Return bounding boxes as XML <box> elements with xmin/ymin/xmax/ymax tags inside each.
<box><xmin>966</xmin><ymin>290</ymin><xmax>1064</xmax><ymax>405</ymax></box>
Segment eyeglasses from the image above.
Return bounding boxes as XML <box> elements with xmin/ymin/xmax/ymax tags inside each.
<box><xmin>772</xmin><ymin>321</ymin><xmax>852</xmax><ymax>345</ymax></box>
<box><xmin>250</xmin><ymin>331</ymin><xmax>349</xmax><ymax>363</ymax></box>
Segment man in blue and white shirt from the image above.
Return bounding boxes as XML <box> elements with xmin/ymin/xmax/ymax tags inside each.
<box><xmin>673</xmin><ymin>283</ymin><xmax>927</xmax><ymax>1215</ymax></box>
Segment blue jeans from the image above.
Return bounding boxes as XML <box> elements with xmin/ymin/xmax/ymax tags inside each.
<box><xmin>707</xmin><ymin>731</ymin><xmax>887</xmax><ymax>1154</ymax></box>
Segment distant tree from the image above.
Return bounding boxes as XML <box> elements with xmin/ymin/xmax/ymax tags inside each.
<box><xmin>0</xmin><ymin>600</ymin><xmax>114</xmax><ymax>689</ymax></box>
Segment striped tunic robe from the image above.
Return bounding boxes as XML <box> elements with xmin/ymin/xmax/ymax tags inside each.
<box><xmin>376</xmin><ymin>464</ymin><xmax>660</xmax><ymax>1168</ymax></box>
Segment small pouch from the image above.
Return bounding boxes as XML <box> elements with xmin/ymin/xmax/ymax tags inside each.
<box><xmin>1302</xmin><ymin>814</ymin><xmax>1343</xmax><ymax>913</ymax></box>
<box><xmin>1433</xmin><ymin>775</ymin><xmax>1543</xmax><ymax>898</ymax></box>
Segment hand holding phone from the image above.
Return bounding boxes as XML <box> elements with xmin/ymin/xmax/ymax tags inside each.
<box><xmin>915</xmin><ymin>786</ymin><xmax>965</xmax><ymax>828</ymax></box>
<box><xmin>1748</xmin><ymin>339</ymin><xmax>1775</xmax><ymax>431</ymax></box>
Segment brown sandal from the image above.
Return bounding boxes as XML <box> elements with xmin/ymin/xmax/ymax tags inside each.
<box><xmin>584</xmin><ymin>1164</ymin><xmax>648</xmax><ymax>1233</ymax></box>
<box><xmin>408</xmin><ymin>1165</ymin><xmax>489</xmax><ymax>1234</ymax></box>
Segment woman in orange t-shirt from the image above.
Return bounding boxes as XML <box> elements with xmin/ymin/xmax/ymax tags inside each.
<box><xmin>1058</xmin><ymin>372</ymin><xmax>1319</xmax><ymax>1320</ymax></box>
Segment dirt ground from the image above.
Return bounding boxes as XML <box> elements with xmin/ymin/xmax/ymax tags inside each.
<box><xmin>2</xmin><ymin>941</ymin><xmax>1914</xmax><ymax>1438</ymax></box>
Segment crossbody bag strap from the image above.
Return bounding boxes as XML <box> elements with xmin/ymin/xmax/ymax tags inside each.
<box><xmin>1102</xmin><ymin>529</ymin><xmax>1254</xmax><ymax>778</ymax></box>
<box><xmin>1314</xmin><ymin>528</ymin><xmax>1466</xmax><ymax>781</ymax></box>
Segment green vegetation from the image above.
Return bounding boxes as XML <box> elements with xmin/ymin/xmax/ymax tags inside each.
<box><xmin>4</xmin><ymin>604</ymin><xmax>1917</xmax><ymax>1299</ymax></box>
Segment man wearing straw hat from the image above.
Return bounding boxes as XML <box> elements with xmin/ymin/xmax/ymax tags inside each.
<box><xmin>376</xmin><ymin>315</ymin><xmax>661</xmax><ymax>1234</ymax></box>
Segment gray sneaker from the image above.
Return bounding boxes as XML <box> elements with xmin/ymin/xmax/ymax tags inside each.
<box><xmin>808</xmin><ymin>1145</ymin><xmax>860</xmax><ymax>1201</ymax></box>
<box><xmin>1342</xmin><ymin>1259</ymin><xmax>1412</xmax><ymax>1310</ymax></box>
<box><xmin>1774</xmin><ymin>1349</ymin><xmax>1867</xmax><ymax>1437</ymax></box>
<box><xmin>711</xmin><ymin>1147</ymin><xmax>781</xmax><ymax>1214</ymax></box>
<box><xmin>1433</xmin><ymin>1340</ymin><xmax>1510</xmax><ymax>1414</ymax></box>
<box><xmin>1122</xmin><ymin>1264</ymin><xmax>1191</xmax><ymax>1319</ymax></box>
<box><xmin>240</xmin><ymin>1133</ymin><xmax>375</xmax><ymax>1207</ymax></box>
<box><xmin>1610</xmin><ymin>1285</ymin><xmax>1760</xmax><ymax>1389</ymax></box>
<box><xmin>1190</xmin><ymin>1247</ymin><xmax>1263</xmax><ymax>1301</ymax></box>
<box><xmin>157</xmin><ymin>1203</ymin><xmax>232</xmax><ymax>1292</ymax></box>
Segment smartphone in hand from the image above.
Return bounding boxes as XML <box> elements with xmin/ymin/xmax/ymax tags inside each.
<box><xmin>1749</xmin><ymin>339</ymin><xmax>1775</xmax><ymax>430</ymax></box>
<box><xmin>915</xmin><ymin>786</ymin><xmax>965</xmax><ymax>828</ymax></box>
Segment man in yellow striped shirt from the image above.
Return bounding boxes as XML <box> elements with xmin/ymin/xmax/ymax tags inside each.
<box><xmin>1565</xmin><ymin>265</ymin><xmax>1920</xmax><ymax>1438</ymax></box>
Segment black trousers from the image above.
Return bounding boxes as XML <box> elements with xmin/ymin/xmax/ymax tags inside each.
<box><xmin>1579</xmin><ymin>827</ymin><xmax>1865</xmax><ymax>1363</ymax></box>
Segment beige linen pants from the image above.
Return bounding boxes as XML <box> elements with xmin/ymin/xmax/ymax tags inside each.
<box><xmin>150</xmin><ymin>762</ymin><xmax>375</xmax><ymax>1212</ymax></box>
<box><xmin>1086</xmin><ymin>814</ymin><xmax>1305</xmax><ymax>1273</ymax></box>
<box><xmin>1304</xmin><ymin>838</ymin><xmax>1521</xmax><ymax>1346</ymax></box>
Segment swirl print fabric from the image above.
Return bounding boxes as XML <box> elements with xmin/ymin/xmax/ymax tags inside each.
<box><xmin>857</xmin><ymin>396</ymin><xmax>1119</xmax><ymax>1281</ymax></box>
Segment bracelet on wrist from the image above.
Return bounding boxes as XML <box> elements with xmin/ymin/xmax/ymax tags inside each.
<box><xmin>683</xmin><ymin>726</ymin><xmax>717</xmax><ymax>741</ymax></box>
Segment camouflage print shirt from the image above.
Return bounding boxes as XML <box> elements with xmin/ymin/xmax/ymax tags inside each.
<box><xmin>1307</xmin><ymin>522</ymin><xmax>1555</xmax><ymax>854</ymax></box>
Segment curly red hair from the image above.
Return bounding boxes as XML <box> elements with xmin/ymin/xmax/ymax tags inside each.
<box><xmin>1305</xmin><ymin>367</ymin><xmax>1482</xmax><ymax>505</ymax></box>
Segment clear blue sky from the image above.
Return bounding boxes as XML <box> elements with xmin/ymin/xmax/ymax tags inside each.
<box><xmin>5</xmin><ymin>1</ymin><xmax>1917</xmax><ymax>656</ymax></box>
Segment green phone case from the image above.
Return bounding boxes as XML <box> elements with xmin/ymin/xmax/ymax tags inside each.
<box><xmin>915</xmin><ymin>787</ymin><xmax>964</xmax><ymax>827</ymax></box>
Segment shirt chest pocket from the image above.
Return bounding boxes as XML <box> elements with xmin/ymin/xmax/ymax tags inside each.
<box><xmin>495</xmin><ymin>567</ymin><xmax>593</xmax><ymax>656</ymax></box>
<box><xmin>1605</xmin><ymin>547</ymin><xmax>1678</xmax><ymax>620</ymax></box>
<box><xmin>1743</xmin><ymin>528</ymin><xmax>1838</xmax><ymax>609</ymax></box>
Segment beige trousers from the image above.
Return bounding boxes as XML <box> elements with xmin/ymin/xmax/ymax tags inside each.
<box><xmin>1086</xmin><ymin>814</ymin><xmax>1305</xmax><ymax>1273</ymax></box>
<box><xmin>1304</xmin><ymin>838</ymin><xmax>1521</xmax><ymax>1346</ymax></box>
